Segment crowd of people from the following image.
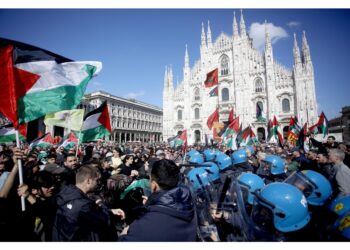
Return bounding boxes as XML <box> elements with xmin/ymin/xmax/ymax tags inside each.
<box><xmin>0</xmin><ymin>134</ymin><xmax>349</xmax><ymax>242</ymax></box>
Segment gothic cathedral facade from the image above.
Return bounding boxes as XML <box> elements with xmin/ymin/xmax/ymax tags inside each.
<box><xmin>163</xmin><ymin>11</ymin><xmax>318</xmax><ymax>145</ymax></box>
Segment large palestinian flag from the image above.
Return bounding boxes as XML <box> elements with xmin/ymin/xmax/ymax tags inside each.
<box><xmin>79</xmin><ymin>101</ymin><xmax>112</xmax><ymax>142</ymax></box>
<box><xmin>0</xmin><ymin>38</ymin><xmax>102</xmax><ymax>127</ymax></box>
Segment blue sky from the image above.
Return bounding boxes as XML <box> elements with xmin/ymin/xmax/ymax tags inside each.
<box><xmin>0</xmin><ymin>9</ymin><xmax>349</xmax><ymax>119</ymax></box>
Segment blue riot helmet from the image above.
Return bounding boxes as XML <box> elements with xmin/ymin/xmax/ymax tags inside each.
<box><xmin>187</xmin><ymin>149</ymin><xmax>200</xmax><ymax>158</ymax></box>
<box><xmin>252</xmin><ymin>182</ymin><xmax>310</xmax><ymax>233</ymax></box>
<box><xmin>186</xmin><ymin>167</ymin><xmax>211</xmax><ymax>191</ymax></box>
<box><xmin>187</xmin><ymin>154</ymin><xmax>204</xmax><ymax>164</ymax></box>
<box><xmin>333</xmin><ymin>210</ymin><xmax>350</xmax><ymax>240</ymax></box>
<box><xmin>301</xmin><ymin>170</ymin><xmax>332</xmax><ymax>206</ymax></box>
<box><xmin>231</xmin><ymin>149</ymin><xmax>248</xmax><ymax>165</ymax></box>
<box><xmin>214</xmin><ymin>150</ymin><xmax>224</xmax><ymax>158</ymax></box>
<box><xmin>237</xmin><ymin>172</ymin><xmax>265</xmax><ymax>205</ymax></box>
<box><xmin>216</xmin><ymin>153</ymin><xmax>232</xmax><ymax>170</ymax></box>
<box><xmin>284</xmin><ymin>170</ymin><xmax>332</xmax><ymax>206</ymax></box>
<box><xmin>262</xmin><ymin>155</ymin><xmax>285</xmax><ymax>175</ymax></box>
<box><xmin>202</xmin><ymin>162</ymin><xmax>220</xmax><ymax>182</ymax></box>
<box><xmin>203</xmin><ymin>148</ymin><xmax>216</xmax><ymax>161</ymax></box>
<box><xmin>329</xmin><ymin>195</ymin><xmax>350</xmax><ymax>216</ymax></box>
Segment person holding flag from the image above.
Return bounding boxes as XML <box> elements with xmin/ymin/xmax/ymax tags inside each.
<box><xmin>0</xmin><ymin>38</ymin><xmax>102</xmax><ymax>211</ymax></box>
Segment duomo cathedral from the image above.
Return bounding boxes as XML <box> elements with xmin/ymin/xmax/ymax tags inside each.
<box><xmin>163</xmin><ymin>11</ymin><xmax>318</xmax><ymax>145</ymax></box>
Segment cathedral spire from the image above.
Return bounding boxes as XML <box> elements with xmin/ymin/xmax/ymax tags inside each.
<box><xmin>168</xmin><ymin>65</ymin><xmax>174</xmax><ymax>90</ymax></box>
<box><xmin>264</xmin><ymin>20</ymin><xmax>271</xmax><ymax>51</ymax></box>
<box><xmin>293</xmin><ymin>33</ymin><xmax>302</xmax><ymax>65</ymax></box>
<box><xmin>264</xmin><ymin>20</ymin><xmax>273</xmax><ymax>64</ymax></box>
<box><xmin>233</xmin><ymin>11</ymin><xmax>239</xmax><ymax>37</ymax></box>
<box><xmin>163</xmin><ymin>66</ymin><xmax>168</xmax><ymax>88</ymax></box>
<box><xmin>184</xmin><ymin>44</ymin><xmax>189</xmax><ymax>68</ymax></box>
<box><xmin>183</xmin><ymin>45</ymin><xmax>190</xmax><ymax>82</ymax></box>
<box><xmin>240</xmin><ymin>9</ymin><xmax>247</xmax><ymax>37</ymax></box>
<box><xmin>207</xmin><ymin>20</ymin><xmax>212</xmax><ymax>47</ymax></box>
<box><xmin>201</xmin><ymin>22</ymin><xmax>206</xmax><ymax>47</ymax></box>
<box><xmin>302</xmin><ymin>30</ymin><xmax>311</xmax><ymax>63</ymax></box>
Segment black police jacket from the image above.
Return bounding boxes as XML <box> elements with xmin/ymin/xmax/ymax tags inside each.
<box><xmin>119</xmin><ymin>185</ymin><xmax>197</xmax><ymax>241</ymax></box>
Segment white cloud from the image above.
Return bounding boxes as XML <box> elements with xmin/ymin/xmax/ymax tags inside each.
<box><xmin>125</xmin><ymin>91</ymin><xmax>145</xmax><ymax>99</ymax></box>
<box><xmin>287</xmin><ymin>21</ymin><xmax>301</xmax><ymax>28</ymax></box>
<box><xmin>249</xmin><ymin>22</ymin><xmax>288</xmax><ymax>51</ymax></box>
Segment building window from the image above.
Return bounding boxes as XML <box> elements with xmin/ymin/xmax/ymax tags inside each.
<box><xmin>222</xmin><ymin>88</ymin><xmax>229</xmax><ymax>101</ymax></box>
<box><xmin>194</xmin><ymin>108</ymin><xmax>200</xmax><ymax>120</ymax></box>
<box><xmin>194</xmin><ymin>88</ymin><xmax>200</xmax><ymax>101</ymax></box>
<box><xmin>220</xmin><ymin>55</ymin><xmax>229</xmax><ymax>76</ymax></box>
<box><xmin>178</xmin><ymin>110</ymin><xmax>182</xmax><ymax>121</ymax></box>
<box><xmin>256</xmin><ymin>101</ymin><xmax>263</xmax><ymax>118</ymax></box>
<box><xmin>282</xmin><ymin>98</ymin><xmax>290</xmax><ymax>113</ymax></box>
<box><xmin>255</xmin><ymin>78</ymin><xmax>263</xmax><ymax>93</ymax></box>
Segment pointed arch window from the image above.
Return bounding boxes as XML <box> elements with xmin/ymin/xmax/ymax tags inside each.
<box><xmin>222</xmin><ymin>88</ymin><xmax>229</xmax><ymax>101</ymax></box>
<box><xmin>194</xmin><ymin>88</ymin><xmax>200</xmax><ymax>101</ymax></box>
<box><xmin>178</xmin><ymin>110</ymin><xmax>183</xmax><ymax>121</ymax></box>
<box><xmin>255</xmin><ymin>78</ymin><xmax>264</xmax><ymax>93</ymax></box>
<box><xmin>194</xmin><ymin>108</ymin><xmax>200</xmax><ymax>120</ymax></box>
<box><xmin>256</xmin><ymin>101</ymin><xmax>263</xmax><ymax>118</ymax></box>
<box><xmin>282</xmin><ymin>98</ymin><xmax>290</xmax><ymax>113</ymax></box>
<box><xmin>220</xmin><ymin>55</ymin><xmax>229</xmax><ymax>76</ymax></box>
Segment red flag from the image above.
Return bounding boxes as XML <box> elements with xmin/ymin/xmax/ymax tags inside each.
<box><xmin>18</xmin><ymin>123</ymin><xmax>27</xmax><ymax>138</ymax></box>
<box><xmin>204</xmin><ymin>68</ymin><xmax>218</xmax><ymax>88</ymax></box>
<box><xmin>178</xmin><ymin>130</ymin><xmax>188</xmax><ymax>152</ymax></box>
<box><xmin>97</xmin><ymin>101</ymin><xmax>112</xmax><ymax>133</ymax></box>
<box><xmin>228</xmin><ymin>108</ymin><xmax>234</xmax><ymax>124</ymax></box>
<box><xmin>0</xmin><ymin>44</ymin><xmax>40</xmax><ymax>128</ymax></box>
<box><xmin>207</xmin><ymin>108</ymin><xmax>219</xmax><ymax>130</ymax></box>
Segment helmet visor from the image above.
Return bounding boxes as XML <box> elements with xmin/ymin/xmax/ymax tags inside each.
<box><xmin>284</xmin><ymin>172</ymin><xmax>314</xmax><ymax>198</ymax></box>
<box><xmin>251</xmin><ymin>203</ymin><xmax>275</xmax><ymax>231</ymax></box>
<box><xmin>239</xmin><ymin>184</ymin><xmax>250</xmax><ymax>204</ymax></box>
<box><xmin>256</xmin><ymin>160</ymin><xmax>273</xmax><ymax>177</ymax></box>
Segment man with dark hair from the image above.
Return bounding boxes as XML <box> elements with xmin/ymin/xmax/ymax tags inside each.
<box><xmin>119</xmin><ymin>159</ymin><xmax>197</xmax><ymax>241</ymax></box>
<box><xmin>52</xmin><ymin>165</ymin><xmax>124</xmax><ymax>241</ymax></box>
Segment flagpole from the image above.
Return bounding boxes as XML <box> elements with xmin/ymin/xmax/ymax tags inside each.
<box><xmin>15</xmin><ymin>130</ymin><xmax>25</xmax><ymax>211</ymax></box>
<box><xmin>75</xmin><ymin>130</ymin><xmax>82</xmax><ymax>158</ymax></box>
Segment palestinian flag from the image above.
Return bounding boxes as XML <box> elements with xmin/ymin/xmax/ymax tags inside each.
<box><xmin>309</xmin><ymin>112</ymin><xmax>328</xmax><ymax>138</ymax></box>
<box><xmin>169</xmin><ymin>130</ymin><xmax>187</xmax><ymax>151</ymax></box>
<box><xmin>29</xmin><ymin>132</ymin><xmax>54</xmax><ymax>148</ymax></box>
<box><xmin>256</xmin><ymin>102</ymin><xmax>267</xmax><ymax>122</ymax></box>
<box><xmin>79</xmin><ymin>101</ymin><xmax>112</xmax><ymax>142</ymax></box>
<box><xmin>209</xmin><ymin>86</ymin><xmax>218</xmax><ymax>97</ymax></box>
<box><xmin>204</xmin><ymin>68</ymin><xmax>218</xmax><ymax>88</ymax></box>
<box><xmin>58</xmin><ymin>132</ymin><xmax>78</xmax><ymax>150</ymax></box>
<box><xmin>226</xmin><ymin>133</ymin><xmax>238</xmax><ymax>150</ymax></box>
<box><xmin>220</xmin><ymin>116</ymin><xmax>240</xmax><ymax>138</ymax></box>
<box><xmin>287</xmin><ymin>116</ymin><xmax>301</xmax><ymax>145</ymax></box>
<box><xmin>267</xmin><ymin>119</ymin><xmax>273</xmax><ymax>141</ymax></box>
<box><xmin>268</xmin><ymin>116</ymin><xmax>283</xmax><ymax>146</ymax></box>
<box><xmin>237</xmin><ymin>126</ymin><xmax>259</xmax><ymax>146</ymax></box>
<box><xmin>297</xmin><ymin>122</ymin><xmax>308</xmax><ymax>149</ymax></box>
<box><xmin>0</xmin><ymin>38</ymin><xmax>102</xmax><ymax>127</ymax></box>
<box><xmin>228</xmin><ymin>108</ymin><xmax>234</xmax><ymax>124</ymax></box>
<box><xmin>207</xmin><ymin>108</ymin><xmax>219</xmax><ymax>130</ymax></box>
<box><xmin>0</xmin><ymin>124</ymin><xmax>26</xmax><ymax>143</ymax></box>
